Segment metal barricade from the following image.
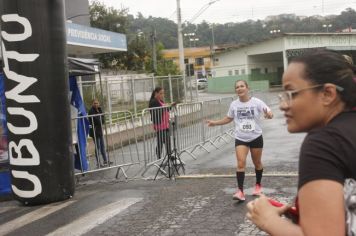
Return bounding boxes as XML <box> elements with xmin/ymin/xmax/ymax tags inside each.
<box><xmin>71</xmin><ymin>96</ymin><xmax>244</xmax><ymax>179</ymax></box>
<box><xmin>201</xmin><ymin>99</ymin><xmax>224</xmax><ymax>149</ymax></box>
<box><xmin>140</xmin><ymin>105</ymin><xmax>177</xmax><ymax>177</ymax></box>
<box><xmin>175</xmin><ymin>102</ymin><xmax>205</xmax><ymax>159</ymax></box>
<box><xmin>72</xmin><ymin>110</ymin><xmax>141</xmax><ymax>178</ymax></box>
<box><xmin>218</xmin><ymin>97</ymin><xmax>236</xmax><ymax>142</ymax></box>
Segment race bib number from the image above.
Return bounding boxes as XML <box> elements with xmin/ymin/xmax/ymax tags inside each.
<box><xmin>239</xmin><ymin>120</ymin><xmax>256</xmax><ymax>132</ymax></box>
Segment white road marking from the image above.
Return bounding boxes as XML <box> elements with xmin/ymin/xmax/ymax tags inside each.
<box><xmin>177</xmin><ymin>172</ymin><xmax>298</xmax><ymax>179</ymax></box>
<box><xmin>0</xmin><ymin>200</ymin><xmax>75</xmax><ymax>235</ymax></box>
<box><xmin>46</xmin><ymin>197</ymin><xmax>142</xmax><ymax>236</ymax></box>
<box><xmin>0</xmin><ymin>206</ymin><xmax>16</xmax><ymax>215</ymax></box>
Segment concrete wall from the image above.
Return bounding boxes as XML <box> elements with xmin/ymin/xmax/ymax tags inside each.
<box><xmin>245</xmin><ymin>37</ymin><xmax>284</xmax><ymax>55</ymax></box>
<box><xmin>207</xmin><ymin>75</ymin><xmax>270</xmax><ymax>93</ymax></box>
<box><xmin>213</xmin><ymin>50</ymin><xmax>248</xmax><ymax>78</ymax></box>
<box><xmin>212</xmin><ymin>39</ymin><xmax>285</xmax><ymax>80</ymax></box>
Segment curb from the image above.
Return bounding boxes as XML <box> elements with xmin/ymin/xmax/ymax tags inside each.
<box><xmin>177</xmin><ymin>172</ymin><xmax>298</xmax><ymax>179</ymax></box>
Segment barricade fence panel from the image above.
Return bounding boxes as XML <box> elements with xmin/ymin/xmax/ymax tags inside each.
<box><xmin>140</xmin><ymin>106</ymin><xmax>174</xmax><ymax>166</ymax></box>
<box><xmin>72</xmin><ymin>96</ymin><xmax>241</xmax><ymax>179</ymax></box>
<box><xmin>78</xmin><ymin>75</ymin><xmax>199</xmax><ymax>120</ymax></box>
<box><xmin>72</xmin><ymin>110</ymin><xmax>141</xmax><ymax>177</ymax></box>
<box><xmin>175</xmin><ymin>102</ymin><xmax>204</xmax><ymax>154</ymax></box>
<box><xmin>219</xmin><ymin>97</ymin><xmax>235</xmax><ymax>136</ymax></box>
<box><xmin>201</xmin><ymin>99</ymin><xmax>224</xmax><ymax>142</ymax></box>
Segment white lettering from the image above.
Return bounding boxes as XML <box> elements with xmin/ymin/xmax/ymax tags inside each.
<box><xmin>7</xmin><ymin>107</ymin><xmax>38</xmax><ymax>134</ymax></box>
<box><xmin>1</xmin><ymin>14</ymin><xmax>32</xmax><ymax>41</ymax></box>
<box><xmin>98</xmin><ymin>34</ymin><xmax>111</xmax><ymax>42</ymax></box>
<box><xmin>9</xmin><ymin>139</ymin><xmax>40</xmax><ymax>166</ymax></box>
<box><xmin>2</xmin><ymin>42</ymin><xmax>40</xmax><ymax>103</ymax></box>
<box><xmin>67</xmin><ymin>28</ymin><xmax>112</xmax><ymax>43</ymax></box>
<box><xmin>11</xmin><ymin>170</ymin><xmax>42</xmax><ymax>198</ymax></box>
<box><xmin>1</xmin><ymin>14</ymin><xmax>42</xmax><ymax>199</ymax></box>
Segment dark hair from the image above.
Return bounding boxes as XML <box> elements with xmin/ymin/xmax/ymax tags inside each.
<box><xmin>290</xmin><ymin>49</ymin><xmax>356</xmax><ymax>109</ymax></box>
<box><xmin>150</xmin><ymin>87</ymin><xmax>163</xmax><ymax>101</ymax></box>
<box><xmin>235</xmin><ymin>79</ymin><xmax>248</xmax><ymax>88</ymax></box>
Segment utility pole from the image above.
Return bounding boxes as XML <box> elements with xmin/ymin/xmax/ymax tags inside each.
<box><xmin>151</xmin><ymin>28</ymin><xmax>157</xmax><ymax>74</ymax></box>
<box><xmin>210</xmin><ymin>23</ymin><xmax>215</xmax><ymax>65</ymax></box>
<box><xmin>177</xmin><ymin>0</ymin><xmax>186</xmax><ymax>101</ymax></box>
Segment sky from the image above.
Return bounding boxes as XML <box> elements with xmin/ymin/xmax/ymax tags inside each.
<box><xmin>93</xmin><ymin>0</ymin><xmax>356</xmax><ymax>24</ymax></box>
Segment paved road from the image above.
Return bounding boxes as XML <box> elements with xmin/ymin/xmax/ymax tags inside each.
<box><xmin>0</xmin><ymin>176</ymin><xmax>298</xmax><ymax>236</ymax></box>
<box><xmin>0</xmin><ymin>91</ymin><xmax>305</xmax><ymax>236</ymax></box>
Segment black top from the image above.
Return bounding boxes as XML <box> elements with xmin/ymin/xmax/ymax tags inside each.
<box><xmin>298</xmin><ymin>111</ymin><xmax>356</xmax><ymax>189</ymax></box>
<box><xmin>148</xmin><ymin>98</ymin><xmax>169</xmax><ymax>125</ymax></box>
<box><xmin>149</xmin><ymin>98</ymin><xmax>162</xmax><ymax>109</ymax></box>
<box><xmin>88</xmin><ymin>106</ymin><xmax>105</xmax><ymax>137</ymax></box>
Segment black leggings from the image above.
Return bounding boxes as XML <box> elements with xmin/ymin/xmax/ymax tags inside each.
<box><xmin>156</xmin><ymin>129</ymin><xmax>171</xmax><ymax>159</ymax></box>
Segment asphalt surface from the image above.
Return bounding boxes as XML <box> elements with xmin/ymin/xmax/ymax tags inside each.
<box><xmin>0</xmin><ymin>91</ymin><xmax>305</xmax><ymax>236</ymax></box>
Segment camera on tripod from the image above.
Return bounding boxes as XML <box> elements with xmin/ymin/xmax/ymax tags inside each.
<box><xmin>154</xmin><ymin>111</ymin><xmax>185</xmax><ymax>179</ymax></box>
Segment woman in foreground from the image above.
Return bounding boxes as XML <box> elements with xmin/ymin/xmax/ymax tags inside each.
<box><xmin>246</xmin><ymin>50</ymin><xmax>356</xmax><ymax>235</ymax></box>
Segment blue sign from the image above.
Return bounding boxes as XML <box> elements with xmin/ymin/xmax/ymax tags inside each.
<box><xmin>66</xmin><ymin>23</ymin><xmax>127</xmax><ymax>51</ymax></box>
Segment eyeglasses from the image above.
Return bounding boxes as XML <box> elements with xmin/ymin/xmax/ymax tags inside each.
<box><xmin>278</xmin><ymin>84</ymin><xmax>344</xmax><ymax>106</ymax></box>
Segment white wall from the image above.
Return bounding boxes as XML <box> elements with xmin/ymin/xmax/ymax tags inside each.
<box><xmin>212</xmin><ymin>34</ymin><xmax>356</xmax><ymax>78</ymax></box>
<box><xmin>212</xmin><ymin>40</ymin><xmax>284</xmax><ymax>78</ymax></box>
<box><xmin>213</xmin><ymin>50</ymin><xmax>248</xmax><ymax>77</ymax></box>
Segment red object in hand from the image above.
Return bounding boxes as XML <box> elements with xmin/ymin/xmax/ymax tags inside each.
<box><xmin>268</xmin><ymin>198</ymin><xmax>285</xmax><ymax>207</ymax></box>
<box><xmin>267</xmin><ymin>198</ymin><xmax>299</xmax><ymax>224</ymax></box>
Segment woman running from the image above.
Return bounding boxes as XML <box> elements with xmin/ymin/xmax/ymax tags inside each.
<box><xmin>207</xmin><ymin>80</ymin><xmax>273</xmax><ymax>201</ymax></box>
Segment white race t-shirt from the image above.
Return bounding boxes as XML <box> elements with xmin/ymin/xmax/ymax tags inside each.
<box><xmin>227</xmin><ymin>97</ymin><xmax>271</xmax><ymax>142</ymax></box>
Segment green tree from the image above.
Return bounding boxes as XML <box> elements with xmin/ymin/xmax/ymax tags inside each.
<box><xmin>89</xmin><ymin>1</ymin><xmax>131</xmax><ymax>69</ymax></box>
<box><xmin>89</xmin><ymin>1</ymin><xmax>128</xmax><ymax>33</ymax></box>
<box><xmin>334</xmin><ymin>8</ymin><xmax>356</xmax><ymax>31</ymax></box>
<box><xmin>126</xmin><ymin>34</ymin><xmax>149</xmax><ymax>72</ymax></box>
<box><xmin>90</xmin><ymin>2</ymin><xmax>356</xmax><ymax>71</ymax></box>
<box><xmin>145</xmin><ymin>42</ymin><xmax>179</xmax><ymax>76</ymax></box>
<box><xmin>90</xmin><ymin>2</ymin><xmax>150</xmax><ymax>71</ymax></box>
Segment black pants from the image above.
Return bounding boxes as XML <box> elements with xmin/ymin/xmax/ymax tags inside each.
<box><xmin>156</xmin><ymin>129</ymin><xmax>171</xmax><ymax>159</ymax></box>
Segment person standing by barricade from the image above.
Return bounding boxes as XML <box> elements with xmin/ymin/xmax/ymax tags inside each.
<box><xmin>246</xmin><ymin>49</ymin><xmax>356</xmax><ymax>235</ymax></box>
<box><xmin>88</xmin><ymin>99</ymin><xmax>111</xmax><ymax>167</ymax></box>
<box><xmin>206</xmin><ymin>80</ymin><xmax>273</xmax><ymax>201</ymax></box>
<box><xmin>149</xmin><ymin>87</ymin><xmax>176</xmax><ymax>160</ymax></box>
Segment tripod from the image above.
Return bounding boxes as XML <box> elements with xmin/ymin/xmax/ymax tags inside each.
<box><xmin>154</xmin><ymin>116</ymin><xmax>185</xmax><ymax>180</ymax></box>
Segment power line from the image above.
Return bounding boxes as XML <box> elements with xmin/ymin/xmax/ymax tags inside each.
<box><xmin>188</xmin><ymin>1</ymin><xmax>354</xmax><ymax>23</ymax></box>
<box><xmin>187</xmin><ymin>0</ymin><xmax>220</xmax><ymax>23</ymax></box>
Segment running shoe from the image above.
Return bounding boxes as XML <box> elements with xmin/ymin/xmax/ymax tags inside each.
<box><xmin>233</xmin><ymin>189</ymin><xmax>246</xmax><ymax>201</ymax></box>
<box><xmin>103</xmin><ymin>161</ymin><xmax>113</xmax><ymax>166</ymax></box>
<box><xmin>252</xmin><ymin>184</ymin><xmax>262</xmax><ymax>196</ymax></box>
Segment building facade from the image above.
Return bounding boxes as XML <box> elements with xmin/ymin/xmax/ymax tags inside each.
<box><xmin>210</xmin><ymin>33</ymin><xmax>356</xmax><ymax>92</ymax></box>
<box><xmin>162</xmin><ymin>47</ymin><xmax>213</xmax><ymax>78</ymax></box>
